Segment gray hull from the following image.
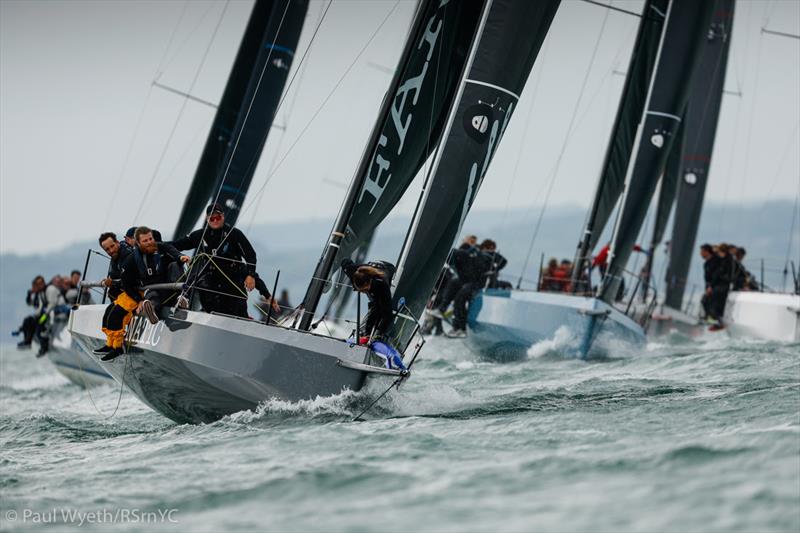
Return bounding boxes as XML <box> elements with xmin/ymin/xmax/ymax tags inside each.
<box><xmin>466</xmin><ymin>289</ymin><xmax>646</xmax><ymax>360</ymax></box>
<box><xmin>42</xmin><ymin>319</ymin><xmax>114</xmax><ymax>388</ymax></box>
<box><xmin>68</xmin><ymin>305</ymin><xmax>383</xmax><ymax>424</ymax></box>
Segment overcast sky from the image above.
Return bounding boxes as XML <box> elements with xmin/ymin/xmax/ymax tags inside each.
<box><xmin>1</xmin><ymin>0</ymin><xmax>798</xmax><ymax>254</ymax></box>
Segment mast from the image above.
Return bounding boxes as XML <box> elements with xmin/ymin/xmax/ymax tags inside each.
<box><xmin>211</xmin><ymin>0</ymin><xmax>309</xmax><ymax>228</ymax></box>
<box><xmin>664</xmin><ymin>0</ymin><xmax>735</xmax><ymax>310</ymax></box>
<box><xmin>299</xmin><ymin>0</ymin><xmax>486</xmax><ymax>330</ymax></box>
<box><xmin>571</xmin><ymin>0</ymin><xmax>669</xmax><ymax>286</ymax></box>
<box><xmin>392</xmin><ymin>0</ymin><xmax>561</xmax><ymax>350</ymax></box>
<box><xmin>173</xmin><ymin>0</ymin><xmax>275</xmax><ymax>238</ymax></box>
<box><xmin>600</xmin><ymin>0</ymin><xmax>716</xmax><ymax>303</ymax></box>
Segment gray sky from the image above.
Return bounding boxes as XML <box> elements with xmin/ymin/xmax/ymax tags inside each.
<box><xmin>1</xmin><ymin>0</ymin><xmax>798</xmax><ymax>254</ymax></box>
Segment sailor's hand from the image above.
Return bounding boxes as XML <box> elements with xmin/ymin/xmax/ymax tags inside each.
<box><xmin>136</xmin><ymin>301</ymin><xmax>145</xmax><ymax>314</ymax></box>
<box><xmin>705</xmin><ymin>287</ymin><xmax>712</xmax><ymax>296</ymax></box>
<box><xmin>244</xmin><ymin>275</ymin><xmax>255</xmax><ymax>291</ymax></box>
<box><xmin>179</xmin><ymin>255</ymin><xmax>190</xmax><ymax>263</ymax></box>
<box><xmin>102</xmin><ymin>278</ymin><xmax>112</xmax><ymax>288</ymax></box>
<box><xmin>270</xmin><ymin>298</ymin><xmax>281</xmax><ymax>313</ymax></box>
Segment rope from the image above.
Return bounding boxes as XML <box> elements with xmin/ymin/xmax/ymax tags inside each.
<box><xmin>517</xmin><ymin>7</ymin><xmax>612</xmax><ymax>284</ymax></box>
<box><xmin>245</xmin><ymin>1</ymin><xmax>328</xmax><ymax>233</ymax></box>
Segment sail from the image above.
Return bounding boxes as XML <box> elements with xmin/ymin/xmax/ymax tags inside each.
<box><xmin>600</xmin><ymin>0</ymin><xmax>716</xmax><ymax>303</ymax></box>
<box><xmin>573</xmin><ymin>0</ymin><xmax>669</xmax><ymax>274</ymax></box>
<box><xmin>651</xmin><ymin>116</ymin><xmax>684</xmax><ymax>248</ymax></box>
<box><xmin>664</xmin><ymin>0</ymin><xmax>735</xmax><ymax>310</ymax></box>
<box><xmin>299</xmin><ymin>0</ymin><xmax>485</xmax><ymax>329</ymax></box>
<box><xmin>391</xmin><ymin>0</ymin><xmax>560</xmax><ymax>348</ymax></box>
<box><xmin>639</xmin><ymin>114</ymin><xmax>684</xmax><ymax>292</ymax></box>
<box><xmin>173</xmin><ymin>0</ymin><xmax>307</xmax><ymax>237</ymax></box>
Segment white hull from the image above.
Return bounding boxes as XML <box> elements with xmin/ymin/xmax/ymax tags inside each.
<box><xmin>466</xmin><ymin>289</ymin><xmax>646</xmax><ymax>360</ymax></box>
<box><xmin>645</xmin><ymin>303</ymin><xmax>705</xmax><ymax>338</ymax></box>
<box><xmin>724</xmin><ymin>291</ymin><xmax>800</xmax><ymax>342</ymax></box>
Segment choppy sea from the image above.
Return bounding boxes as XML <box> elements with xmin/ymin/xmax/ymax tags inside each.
<box><xmin>1</xmin><ymin>332</ymin><xmax>799</xmax><ymax>532</ymax></box>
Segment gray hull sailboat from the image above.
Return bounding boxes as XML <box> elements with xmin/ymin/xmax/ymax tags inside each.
<box><xmin>70</xmin><ymin>0</ymin><xmax>559</xmax><ymax>423</ymax></box>
<box><xmin>467</xmin><ymin>0</ymin><xmax>715</xmax><ymax>360</ymax></box>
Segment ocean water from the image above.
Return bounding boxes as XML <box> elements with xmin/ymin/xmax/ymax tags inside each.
<box><xmin>1</xmin><ymin>333</ymin><xmax>798</xmax><ymax>532</ymax></box>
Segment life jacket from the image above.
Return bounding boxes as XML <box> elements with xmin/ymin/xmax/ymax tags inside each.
<box><xmin>133</xmin><ymin>247</ymin><xmax>165</xmax><ymax>286</ymax></box>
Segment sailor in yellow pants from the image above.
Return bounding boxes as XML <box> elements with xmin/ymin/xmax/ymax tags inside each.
<box><xmin>97</xmin><ymin>291</ymin><xmax>139</xmax><ymax>361</ymax></box>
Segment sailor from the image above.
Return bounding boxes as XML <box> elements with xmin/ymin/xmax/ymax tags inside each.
<box><xmin>92</xmin><ymin>232</ymin><xmax>133</xmax><ymax>358</ymax></box>
<box><xmin>253</xmin><ymin>272</ymin><xmax>282</xmax><ymax>321</ymax></box>
<box><xmin>340</xmin><ymin>258</ymin><xmax>405</xmax><ymax>370</ymax></box>
<box><xmin>125</xmin><ymin>226</ymin><xmax>164</xmax><ymax>247</ymax></box>
<box><xmin>14</xmin><ymin>275</ymin><xmax>46</xmax><ymax>350</ymax></box>
<box><xmin>422</xmin><ymin>235</ymin><xmax>479</xmax><ymax>335</ymax></box>
<box><xmin>171</xmin><ymin>203</ymin><xmax>258</xmax><ymax>318</ymax></box>
<box><xmin>65</xmin><ymin>269</ymin><xmax>93</xmax><ymax>305</ymax></box>
<box><xmin>707</xmin><ymin>243</ymin><xmax>733</xmax><ymax>330</ymax></box>
<box><xmin>96</xmin><ymin>227</ymin><xmax>188</xmax><ymax>361</ymax></box>
<box><xmin>444</xmin><ymin>239</ymin><xmax>497</xmax><ymax>338</ymax></box>
<box><xmin>699</xmin><ymin>243</ymin><xmax>721</xmax><ymax>323</ymax></box>
<box><xmin>34</xmin><ymin>275</ymin><xmax>68</xmax><ymax>356</ymax></box>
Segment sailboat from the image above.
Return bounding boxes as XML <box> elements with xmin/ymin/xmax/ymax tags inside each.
<box><xmin>69</xmin><ymin>0</ymin><xmax>560</xmax><ymax>424</ymax></box>
<box><xmin>643</xmin><ymin>0</ymin><xmax>735</xmax><ymax>337</ymax></box>
<box><xmin>466</xmin><ymin>0</ymin><xmax>715</xmax><ymax>360</ymax></box>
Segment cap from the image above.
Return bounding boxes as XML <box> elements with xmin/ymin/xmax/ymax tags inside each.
<box><xmin>206</xmin><ymin>203</ymin><xmax>224</xmax><ymax>216</ymax></box>
<box><xmin>125</xmin><ymin>227</ymin><xmax>137</xmax><ymax>239</ymax></box>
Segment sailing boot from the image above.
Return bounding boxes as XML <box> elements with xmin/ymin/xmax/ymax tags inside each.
<box><xmin>93</xmin><ymin>345</ymin><xmax>114</xmax><ymax>356</ymax></box>
<box><xmin>141</xmin><ymin>299</ymin><xmax>159</xmax><ymax>325</ymax></box>
<box><xmin>445</xmin><ymin>328</ymin><xmax>467</xmax><ymax>339</ymax></box>
<box><xmin>36</xmin><ymin>338</ymin><xmax>49</xmax><ymax>358</ymax></box>
<box><xmin>101</xmin><ymin>347</ymin><xmax>124</xmax><ymax>362</ymax></box>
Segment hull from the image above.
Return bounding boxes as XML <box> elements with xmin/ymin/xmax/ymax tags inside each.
<box><xmin>724</xmin><ymin>292</ymin><xmax>800</xmax><ymax>342</ymax></box>
<box><xmin>41</xmin><ymin>319</ymin><xmax>114</xmax><ymax>388</ymax></box>
<box><xmin>68</xmin><ymin>305</ymin><xmax>386</xmax><ymax>424</ymax></box>
<box><xmin>467</xmin><ymin>289</ymin><xmax>646</xmax><ymax>361</ymax></box>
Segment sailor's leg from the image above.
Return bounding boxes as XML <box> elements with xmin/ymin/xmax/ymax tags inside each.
<box><xmin>451</xmin><ymin>283</ymin><xmax>477</xmax><ymax>331</ymax></box>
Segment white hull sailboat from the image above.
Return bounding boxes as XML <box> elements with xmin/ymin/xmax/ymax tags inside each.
<box><xmin>724</xmin><ymin>291</ymin><xmax>800</xmax><ymax>343</ymax></box>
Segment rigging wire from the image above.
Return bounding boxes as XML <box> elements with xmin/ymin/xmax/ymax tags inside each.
<box><xmin>517</xmin><ymin>6</ymin><xmax>612</xmax><ymax>285</ymax></box>
<box><xmin>245</xmin><ymin>1</ymin><xmax>330</xmax><ymax>233</ymax></box>
<box><xmin>233</xmin><ymin>0</ymin><xmax>402</xmax><ymax>225</ymax></box>
<box><xmin>132</xmin><ymin>0</ymin><xmax>231</xmax><ymax>224</ymax></box>
<box><xmin>101</xmin><ymin>0</ymin><xmax>190</xmax><ymax>228</ymax></box>
<box><xmin>184</xmin><ymin>0</ymin><xmax>404</xmax><ymax>291</ymax></box>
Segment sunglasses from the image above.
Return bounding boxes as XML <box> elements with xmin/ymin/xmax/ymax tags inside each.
<box><xmin>208</xmin><ymin>213</ymin><xmax>223</xmax><ymax>221</ymax></box>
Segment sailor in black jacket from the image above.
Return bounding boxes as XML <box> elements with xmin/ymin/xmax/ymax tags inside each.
<box><xmin>171</xmin><ymin>203</ymin><xmax>258</xmax><ymax>318</ymax></box>
<box><xmin>341</xmin><ymin>258</ymin><xmax>394</xmax><ymax>339</ymax></box>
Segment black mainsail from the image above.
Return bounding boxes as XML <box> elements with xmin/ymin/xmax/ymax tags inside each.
<box><xmin>572</xmin><ymin>0</ymin><xmax>669</xmax><ymax>281</ymax></box>
<box><xmin>664</xmin><ymin>0</ymin><xmax>735</xmax><ymax>310</ymax></box>
<box><xmin>299</xmin><ymin>0</ymin><xmax>486</xmax><ymax>329</ymax></box>
<box><xmin>392</xmin><ymin>0</ymin><xmax>561</xmax><ymax>348</ymax></box>
<box><xmin>600</xmin><ymin>0</ymin><xmax>715</xmax><ymax>303</ymax></box>
<box><xmin>173</xmin><ymin>0</ymin><xmax>308</xmax><ymax>237</ymax></box>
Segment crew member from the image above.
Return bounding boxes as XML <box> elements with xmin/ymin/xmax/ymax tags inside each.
<box><xmin>171</xmin><ymin>203</ymin><xmax>258</xmax><ymax>318</ymax></box>
<box><xmin>14</xmin><ymin>275</ymin><xmax>46</xmax><ymax>349</ymax></box>
<box><xmin>341</xmin><ymin>258</ymin><xmax>395</xmax><ymax>339</ymax></box>
<box><xmin>445</xmin><ymin>239</ymin><xmax>497</xmax><ymax>338</ymax></box>
<box><xmin>97</xmin><ymin>227</ymin><xmax>187</xmax><ymax>361</ymax></box>
<box><xmin>92</xmin><ymin>232</ymin><xmax>133</xmax><ymax>357</ymax></box>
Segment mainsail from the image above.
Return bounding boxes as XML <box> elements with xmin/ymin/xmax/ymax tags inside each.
<box><xmin>600</xmin><ymin>0</ymin><xmax>715</xmax><ymax>303</ymax></box>
<box><xmin>392</xmin><ymin>0</ymin><xmax>561</xmax><ymax>348</ymax></box>
<box><xmin>664</xmin><ymin>0</ymin><xmax>735</xmax><ymax>310</ymax></box>
<box><xmin>173</xmin><ymin>0</ymin><xmax>308</xmax><ymax>237</ymax></box>
<box><xmin>572</xmin><ymin>0</ymin><xmax>669</xmax><ymax>279</ymax></box>
<box><xmin>299</xmin><ymin>0</ymin><xmax>485</xmax><ymax>329</ymax></box>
